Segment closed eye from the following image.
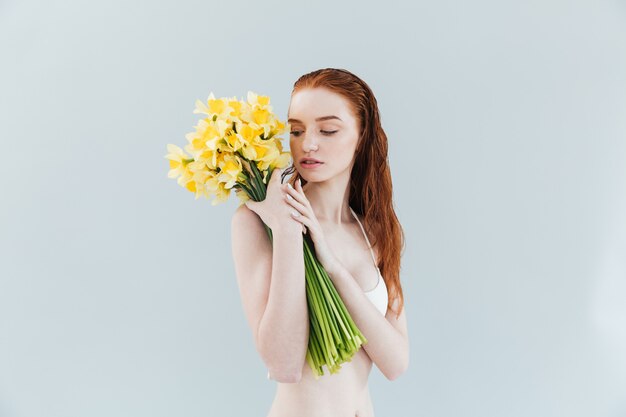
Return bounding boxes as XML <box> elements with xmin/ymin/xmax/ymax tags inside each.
<box><xmin>290</xmin><ymin>130</ymin><xmax>338</xmax><ymax>137</ymax></box>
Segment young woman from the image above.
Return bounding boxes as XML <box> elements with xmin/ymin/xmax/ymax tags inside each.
<box><xmin>231</xmin><ymin>68</ymin><xmax>409</xmax><ymax>417</ymax></box>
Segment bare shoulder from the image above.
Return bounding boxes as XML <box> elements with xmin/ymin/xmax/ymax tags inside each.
<box><xmin>232</xmin><ymin>203</ymin><xmax>264</xmax><ymax>234</ymax></box>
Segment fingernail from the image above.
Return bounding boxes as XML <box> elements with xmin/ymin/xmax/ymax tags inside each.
<box><xmin>287</xmin><ymin>194</ymin><xmax>294</xmax><ymax>200</ymax></box>
<box><xmin>291</xmin><ymin>210</ymin><xmax>300</xmax><ymax>217</ymax></box>
<box><xmin>297</xmin><ymin>178</ymin><xmax>301</xmax><ymax>186</ymax></box>
<box><xmin>288</xmin><ymin>183</ymin><xmax>293</xmax><ymax>189</ymax></box>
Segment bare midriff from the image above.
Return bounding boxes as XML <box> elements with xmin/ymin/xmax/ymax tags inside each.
<box><xmin>266</xmin><ymin>348</ymin><xmax>376</xmax><ymax>417</ymax></box>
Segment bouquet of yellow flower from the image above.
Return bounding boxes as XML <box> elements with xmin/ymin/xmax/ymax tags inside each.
<box><xmin>164</xmin><ymin>91</ymin><xmax>367</xmax><ymax>379</ymax></box>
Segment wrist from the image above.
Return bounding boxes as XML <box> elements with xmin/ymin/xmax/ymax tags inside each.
<box><xmin>272</xmin><ymin>222</ymin><xmax>304</xmax><ymax>237</ymax></box>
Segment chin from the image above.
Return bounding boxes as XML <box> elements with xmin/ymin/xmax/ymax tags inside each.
<box><xmin>296</xmin><ymin>164</ymin><xmax>333</xmax><ymax>184</ymax></box>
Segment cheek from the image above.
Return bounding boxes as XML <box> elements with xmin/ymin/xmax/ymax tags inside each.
<box><xmin>289</xmin><ymin>138</ymin><xmax>298</xmax><ymax>153</ymax></box>
<box><xmin>336</xmin><ymin>134</ymin><xmax>358</xmax><ymax>156</ymax></box>
<box><xmin>328</xmin><ymin>142</ymin><xmax>356</xmax><ymax>166</ymax></box>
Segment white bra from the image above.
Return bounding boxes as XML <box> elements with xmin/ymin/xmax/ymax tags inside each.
<box><xmin>349</xmin><ymin>207</ymin><xmax>389</xmax><ymax>316</ymax></box>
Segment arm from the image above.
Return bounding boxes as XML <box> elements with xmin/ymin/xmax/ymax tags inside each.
<box><xmin>328</xmin><ymin>262</ymin><xmax>409</xmax><ymax>380</ymax></box>
<box><xmin>231</xmin><ymin>205</ymin><xmax>308</xmax><ymax>383</ymax></box>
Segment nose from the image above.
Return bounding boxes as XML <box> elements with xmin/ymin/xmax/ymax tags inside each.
<box><xmin>302</xmin><ymin>132</ymin><xmax>319</xmax><ymax>152</ymax></box>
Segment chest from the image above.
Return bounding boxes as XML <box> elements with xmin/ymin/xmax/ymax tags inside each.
<box><xmin>322</xmin><ymin>223</ymin><xmax>380</xmax><ymax>292</ymax></box>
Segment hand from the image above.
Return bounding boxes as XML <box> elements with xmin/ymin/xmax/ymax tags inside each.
<box><xmin>243</xmin><ymin>168</ymin><xmax>305</xmax><ymax>234</ymax></box>
<box><xmin>284</xmin><ymin>178</ymin><xmax>340</xmax><ymax>275</ymax></box>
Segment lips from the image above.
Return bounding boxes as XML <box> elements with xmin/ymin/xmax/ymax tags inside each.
<box><xmin>300</xmin><ymin>158</ymin><xmax>323</xmax><ymax>164</ymax></box>
<box><xmin>300</xmin><ymin>158</ymin><xmax>323</xmax><ymax>169</ymax></box>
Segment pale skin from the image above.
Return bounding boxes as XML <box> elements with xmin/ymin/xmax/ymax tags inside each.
<box><xmin>231</xmin><ymin>87</ymin><xmax>409</xmax><ymax>417</ymax></box>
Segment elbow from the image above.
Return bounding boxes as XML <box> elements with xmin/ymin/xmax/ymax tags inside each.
<box><xmin>385</xmin><ymin>366</ymin><xmax>407</xmax><ymax>381</ymax></box>
<box><xmin>385</xmin><ymin>357</ymin><xmax>409</xmax><ymax>381</ymax></box>
<box><xmin>269</xmin><ymin>368</ymin><xmax>303</xmax><ymax>383</ymax></box>
<box><xmin>259</xmin><ymin>349</ymin><xmax>304</xmax><ymax>384</ymax></box>
<box><xmin>258</xmin><ymin>330</ymin><xmax>307</xmax><ymax>384</ymax></box>
<box><xmin>263</xmin><ymin>355</ymin><xmax>304</xmax><ymax>383</ymax></box>
<box><xmin>260</xmin><ymin>351</ymin><xmax>303</xmax><ymax>383</ymax></box>
<box><xmin>259</xmin><ymin>341</ymin><xmax>303</xmax><ymax>383</ymax></box>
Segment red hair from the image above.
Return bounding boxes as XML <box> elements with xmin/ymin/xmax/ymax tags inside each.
<box><xmin>283</xmin><ymin>68</ymin><xmax>406</xmax><ymax>319</ymax></box>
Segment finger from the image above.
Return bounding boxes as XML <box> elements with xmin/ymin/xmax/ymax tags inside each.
<box><xmin>285</xmin><ymin>182</ymin><xmax>307</xmax><ymax>205</ymax></box>
<box><xmin>292</xmin><ymin>179</ymin><xmax>310</xmax><ymax>208</ymax></box>
<box><xmin>284</xmin><ymin>193</ymin><xmax>307</xmax><ymax>213</ymax></box>
<box><xmin>290</xmin><ymin>211</ymin><xmax>312</xmax><ymax>229</ymax></box>
<box><xmin>295</xmin><ymin>177</ymin><xmax>302</xmax><ymax>191</ymax></box>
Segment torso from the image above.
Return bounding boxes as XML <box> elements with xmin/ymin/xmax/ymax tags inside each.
<box><xmin>266</xmin><ymin>208</ymin><xmax>385</xmax><ymax>417</ymax></box>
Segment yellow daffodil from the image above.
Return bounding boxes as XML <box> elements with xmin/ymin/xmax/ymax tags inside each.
<box><xmin>217</xmin><ymin>154</ymin><xmax>243</xmax><ymax>189</ymax></box>
<box><xmin>193</xmin><ymin>93</ymin><xmax>233</xmax><ymax>121</ymax></box>
<box><xmin>227</xmin><ymin>97</ymin><xmax>244</xmax><ymax>119</ymax></box>
<box><xmin>165</xmin><ymin>144</ymin><xmax>194</xmax><ymax>179</ymax></box>
<box><xmin>246</xmin><ymin>91</ymin><xmax>271</xmax><ymax>108</ymax></box>
<box><xmin>204</xmin><ymin>174</ymin><xmax>231</xmax><ymax>206</ymax></box>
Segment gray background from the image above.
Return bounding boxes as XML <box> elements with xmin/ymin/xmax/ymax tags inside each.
<box><xmin>1</xmin><ymin>0</ymin><xmax>625</xmax><ymax>416</ymax></box>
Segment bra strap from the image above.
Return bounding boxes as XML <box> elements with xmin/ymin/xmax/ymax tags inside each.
<box><xmin>349</xmin><ymin>207</ymin><xmax>378</xmax><ymax>267</ymax></box>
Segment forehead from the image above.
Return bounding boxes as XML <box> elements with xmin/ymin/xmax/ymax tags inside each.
<box><xmin>288</xmin><ymin>88</ymin><xmax>354</xmax><ymax>121</ymax></box>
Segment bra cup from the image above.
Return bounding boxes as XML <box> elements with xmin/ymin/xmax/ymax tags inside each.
<box><xmin>365</xmin><ymin>272</ymin><xmax>388</xmax><ymax>316</ymax></box>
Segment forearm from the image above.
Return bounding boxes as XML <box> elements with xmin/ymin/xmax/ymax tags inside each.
<box><xmin>257</xmin><ymin>225</ymin><xmax>309</xmax><ymax>380</ymax></box>
<box><xmin>329</xmin><ymin>262</ymin><xmax>409</xmax><ymax>380</ymax></box>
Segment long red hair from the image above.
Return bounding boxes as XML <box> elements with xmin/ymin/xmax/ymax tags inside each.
<box><xmin>283</xmin><ymin>68</ymin><xmax>406</xmax><ymax>319</ymax></box>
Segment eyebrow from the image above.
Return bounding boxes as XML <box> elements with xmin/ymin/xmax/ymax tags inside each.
<box><xmin>287</xmin><ymin>115</ymin><xmax>342</xmax><ymax>123</ymax></box>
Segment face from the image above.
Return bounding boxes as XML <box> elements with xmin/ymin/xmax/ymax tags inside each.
<box><xmin>287</xmin><ymin>87</ymin><xmax>360</xmax><ymax>183</ymax></box>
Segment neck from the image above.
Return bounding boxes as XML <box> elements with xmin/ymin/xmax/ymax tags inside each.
<box><xmin>302</xmin><ymin>169</ymin><xmax>353</xmax><ymax>226</ymax></box>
